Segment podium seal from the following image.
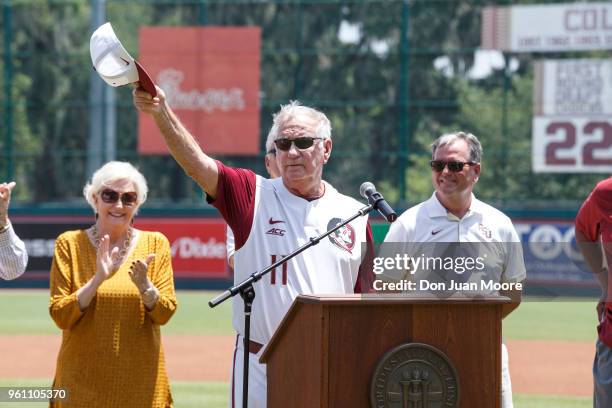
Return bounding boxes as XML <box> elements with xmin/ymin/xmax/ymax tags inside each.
<box><xmin>370</xmin><ymin>343</ymin><xmax>459</xmax><ymax>408</ymax></box>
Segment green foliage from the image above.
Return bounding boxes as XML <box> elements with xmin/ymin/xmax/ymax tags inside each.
<box><xmin>0</xmin><ymin>0</ymin><xmax>607</xmax><ymax>210</ymax></box>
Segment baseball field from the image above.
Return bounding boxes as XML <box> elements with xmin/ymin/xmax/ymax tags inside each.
<box><xmin>0</xmin><ymin>290</ymin><xmax>597</xmax><ymax>407</ymax></box>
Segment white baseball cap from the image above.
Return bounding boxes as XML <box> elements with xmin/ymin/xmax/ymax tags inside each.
<box><xmin>90</xmin><ymin>22</ymin><xmax>156</xmax><ymax>97</ymax></box>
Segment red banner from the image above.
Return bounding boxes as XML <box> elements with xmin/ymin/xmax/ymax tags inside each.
<box><xmin>134</xmin><ymin>218</ymin><xmax>229</xmax><ymax>278</ymax></box>
<box><xmin>138</xmin><ymin>27</ymin><xmax>261</xmax><ymax>155</ymax></box>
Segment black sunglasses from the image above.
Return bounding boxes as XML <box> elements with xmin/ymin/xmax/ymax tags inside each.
<box><xmin>274</xmin><ymin>137</ymin><xmax>324</xmax><ymax>151</ymax></box>
<box><xmin>100</xmin><ymin>189</ymin><xmax>138</xmax><ymax>206</ymax></box>
<box><xmin>430</xmin><ymin>160</ymin><xmax>477</xmax><ymax>172</ymax></box>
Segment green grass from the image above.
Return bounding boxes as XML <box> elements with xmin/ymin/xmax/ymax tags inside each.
<box><xmin>0</xmin><ymin>379</ymin><xmax>228</xmax><ymax>408</ymax></box>
<box><xmin>504</xmin><ymin>299</ymin><xmax>599</xmax><ymax>342</ymax></box>
<box><xmin>0</xmin><ymin>379</ymin><xmax>591</xmax><ymax>407</ymax></box>
<box><xmin>0</xmin><ymin>291</ymin><xmax>599</xmax><ymax>406</ymax></box>
<box><xmin>0</xmin><ymin>290</ymin><xmax>232</xmax><ymax>336</ymax></box>
<box><xmin>514</xmin><ymin>393</ymin><xmax>591</xmax><ymax>407</ymax></box>
<box><xmin>1</xmin><ymin>290</ymin><xmax>599</xmax><ymax>341</ymax></box>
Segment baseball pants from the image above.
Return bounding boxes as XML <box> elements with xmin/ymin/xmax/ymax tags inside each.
<box><xmin>230</xmin><ymin>335</ymin><xmax>267</xmax><ymax>408</ymax></box>
<box><xmin>502</xmin><ymin>341</ymin><xmax>513</xmax><ymax>408</ymax></box>
<box><xmin>593</xmin><ymin>338</ymin><xmax>612</xmax><ymax>407</ymax></box>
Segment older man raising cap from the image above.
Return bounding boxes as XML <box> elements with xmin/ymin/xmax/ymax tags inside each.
<box><xmin>133</xmin><ymin>86</ymin><xmax>374</xmax><ymax>408</ymax></box>
<box><xmin>0</xmin><ymin>182</ymin><xmax>27</xmax><ymax>280</ymax></box>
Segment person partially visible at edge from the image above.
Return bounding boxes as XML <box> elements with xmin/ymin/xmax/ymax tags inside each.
<box><xmin>49</xmin><ymin>161</ymin><xmax>177</xmax><ymax>408</ymax></box>
<box><xmin>0</xmin><ymin>181</ymin><xmax>28</xmax><ymax>280</ymax></box>
<box><xmin>133</xmin><ymin>85</ymin><xmax>374</xmax><ymax>408</ymax></box>
<box><xmin>575</xmin><ymin>177</ymin><xmax>612</xmax><ymax>408</ymax></box>
<box><xmin>227</xmin><ymin>145</ymin><xmax>281</xmax><ymax>270</ymax></box>
<box><xmin>383</xmin><ymin>131</ymin><xmax>526</xmax><ymax>408</ymax></box>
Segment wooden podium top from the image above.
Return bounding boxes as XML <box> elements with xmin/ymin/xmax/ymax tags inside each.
<box><xmin>296</xmin><ymin>293</ymin><xmax>510</xmax><ymax>305</ymax></box>
<box><xmin>261</xmin><ymin>293</ymin><xmax>509</xmax><ymax>362</ymax></box>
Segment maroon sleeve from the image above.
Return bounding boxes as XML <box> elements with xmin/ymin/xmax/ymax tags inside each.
<box><xmin>354</xmin><ymin>222</ymin><xmax>375</xmax><ymax>293</ymax></box>
<box><xmin>575</xmin><ymin>191</ymin><xmax>600</xmax><ymax>242</ymax></box>
<box><xmin>206</xmin><ymin>160</ymin><xmax>256</xmax><ymax>251</ymax></box>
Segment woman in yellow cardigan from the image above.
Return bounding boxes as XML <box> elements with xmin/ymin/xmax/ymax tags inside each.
<box><xmin>49</xmin><ymin>161</ymin><xmax>177</xmax><ymax>407</ymax></box>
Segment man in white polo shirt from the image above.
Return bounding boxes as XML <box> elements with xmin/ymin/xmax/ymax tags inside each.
<box><xmin>383</xmin><ymin>131</ymin><xmax>525</xmax><ymax>408</ymax></box>
<box><xmin>0</xmin><ymin>181</ymin><xmax>28</xmax><ymax>280</ymax></box>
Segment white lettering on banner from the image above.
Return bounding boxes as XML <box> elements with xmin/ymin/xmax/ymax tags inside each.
<box><xmin>170</xmin><ymin>237</ymin><xmax>226</xmax><ymax>259</ymax></box>
<box><xmin>157</xmin><ymin>68</ymin><xmax>246</xmax><ymax>113</ymax></box>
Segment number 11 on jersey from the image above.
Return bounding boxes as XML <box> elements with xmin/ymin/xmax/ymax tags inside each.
<box><xmin>270</xmin><ymin>255</ymin><xmax>288</xmax><ymax>285</ymax></box>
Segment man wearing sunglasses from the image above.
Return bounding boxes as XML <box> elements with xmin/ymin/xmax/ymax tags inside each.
<box><xmin>383</xmin><ymin>131</ymin><xmax>525</xmax><ymax>408</ymax></box>
<box><xmin>133</xmin><ymin>87</ymin><xmax>374</xmax><ymax>408</ymax></box>
<box><xmin>0</xmin><ymin>181</ymin><xmax>28</xmax><ymax>280</ymax></box>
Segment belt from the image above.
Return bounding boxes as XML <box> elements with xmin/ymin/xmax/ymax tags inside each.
<box><xmin>248</xmin><ymin>340</ymin><xmax>264</xmax><ymax>354</ymax></box>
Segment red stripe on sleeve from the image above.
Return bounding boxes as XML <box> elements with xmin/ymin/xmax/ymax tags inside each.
<box><xmin>207</xmin><ymin>160</ymin><xmax>257</xmax><ymax>252</ymax></box>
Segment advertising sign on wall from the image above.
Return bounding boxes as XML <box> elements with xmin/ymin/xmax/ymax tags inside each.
<box><xmin>137</xmin><ymin>27</ymin><xmax>261</xmax><ymax>155</ymax></box>
<box><xmin>482</xmin><ymin>2</ymin><xmax>612</xmax><ymax>52</ymax></box>
<box><xmin>532</xmin><ymin>59</ymin><xmax>612</xmax><ymax>173</ymax></box>
<box><xmin>5</xmin><ymin>217</ymin><xmax>596</xmax><ymax>289</ymax></box>
<box><xmin>514</xmin><ymin>221</ymin><xmax>595</xmax><ymax>286</ymax></box>
<box><xmin>10</xmin><ymin>217</ymin><xmax>230</xmax><ymax>281</ymax></box>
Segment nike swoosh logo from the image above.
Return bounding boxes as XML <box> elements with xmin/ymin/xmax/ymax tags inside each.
<box><xmin>431</xmin><ymin>229</ymin><xmax>442</xmax><ymax>235</ymax></box>
<box><xmin>119</xmin><ymin>57</ymin><xmax>130</xmax><ymax>66</ymax></box>
<box><xmin>269</xmin><ymin>218</ymin><xmax>285</xmax><ymax>225</ymax></box>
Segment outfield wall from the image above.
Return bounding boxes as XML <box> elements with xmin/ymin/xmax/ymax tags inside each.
<box><xmin>0</xmin><ymin>215</ymin><xmax>598</xmax><ymax>295</ymax></box>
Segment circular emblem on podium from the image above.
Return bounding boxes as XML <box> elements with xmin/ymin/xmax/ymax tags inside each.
<box><xmin>370</xmin><ymin>343</ymin><xmax>459</xmax><ymax>408</ymax></box>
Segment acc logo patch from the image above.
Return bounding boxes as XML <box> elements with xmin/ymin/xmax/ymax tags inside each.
<box><xmin>327</xmin><ymin>218</ymin><xmax>356</xmax><ymax>254</ymax></box>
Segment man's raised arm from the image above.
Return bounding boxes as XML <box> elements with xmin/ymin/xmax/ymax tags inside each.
<box><xmin>133</xmin><ymin>86</ymin><xmax>220</xmax><ymax>198</ymax></box>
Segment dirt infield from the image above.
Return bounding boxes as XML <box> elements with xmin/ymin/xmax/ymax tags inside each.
<box><xmin>0</xmin><ymin>335</ymin><xmax>593</xmax><ymax>397</ymax></box>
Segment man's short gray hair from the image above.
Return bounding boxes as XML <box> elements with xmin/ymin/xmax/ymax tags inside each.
<box><xmin>265</xmin><ymin>100</ymin><xmax>332</xmax><ymax>153</ymax></box>
<box><xmin>83</xmin><ymin>161</ymin><xmax>148</xmax><ymax>214</ymax></box>
<box><xmin>431</xmin><ymin>131</ymin><xmax>482</xmax><ymax>163</ymax></box>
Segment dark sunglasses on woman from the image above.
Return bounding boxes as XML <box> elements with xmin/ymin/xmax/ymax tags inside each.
<box><xmin>100</xmin><ymin>189</ymin><xmax>138</xmax><ymax>206</ymax></box>
<box><xmin>430</xmin><ymin>160</ymin><xmax>477</xmax><ymax>173</ymax></box>
<box><xmin>274</xmin><ymin>137</ymin><xmax>324</xmax><ymax>151</ymax></box>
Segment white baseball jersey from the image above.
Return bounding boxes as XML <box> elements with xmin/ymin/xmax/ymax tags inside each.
<box><xmin>383</xmin><ymin>193</ymin><xmax>526</xmax><ymax>288</ymax></box>
<box><xmin>226</xmin><ymin>227</ymin><xmax>235</xmax><ymax>262</ymax></box>
<box><xmin>232</xmin><ymin>176</ymin><xmax>369</xmax><ymax>344</ymax></box>
<box><xmin>0</xmin><ymin>222</ymin><xmax>28</xmax><ymax>280</ymax></box>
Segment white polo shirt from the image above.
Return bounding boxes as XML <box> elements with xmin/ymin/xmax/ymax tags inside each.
<box><xmin>382</xmin><ymin>193</ymin><xmax>526</xmax><ymax>288</ymax></box>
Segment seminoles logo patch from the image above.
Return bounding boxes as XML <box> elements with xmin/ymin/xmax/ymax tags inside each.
<box><xmin>327</xmin><ymin>218</ymin><xmax>356</xmax><ymax>254</ymax></box>
<box><xmin>478</xmin><ymin>223</ymin><xmax>492</xmax><ymax>240</ymax></box>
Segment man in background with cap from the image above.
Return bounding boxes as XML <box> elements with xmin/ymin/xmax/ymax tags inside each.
<box><xmin>0</xmin><ymin>181</ymin><xmax>28</xmax><ymax>280</ymax></box>
<box><xmin>576</xmin><ymin>177</ymin><xmax>612</xmax><ymax>407</ymax></box>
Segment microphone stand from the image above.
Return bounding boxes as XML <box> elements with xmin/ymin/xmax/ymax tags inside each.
<box><xmin>209</xmin><ymin>203</ymin><xmax>375</xmax><ymax>408</ymax></box>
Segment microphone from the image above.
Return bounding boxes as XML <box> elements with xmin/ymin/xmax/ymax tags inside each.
<box><xmin>359</xmin><ymin>182</ymin><xmax>398</xmax><ymax>223</ymax></box>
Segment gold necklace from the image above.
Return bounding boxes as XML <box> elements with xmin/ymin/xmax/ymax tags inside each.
<box><xmin>91</xmin><ymin>225</ymin><xmax>133</xmax><ymax>264</ymax></box>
